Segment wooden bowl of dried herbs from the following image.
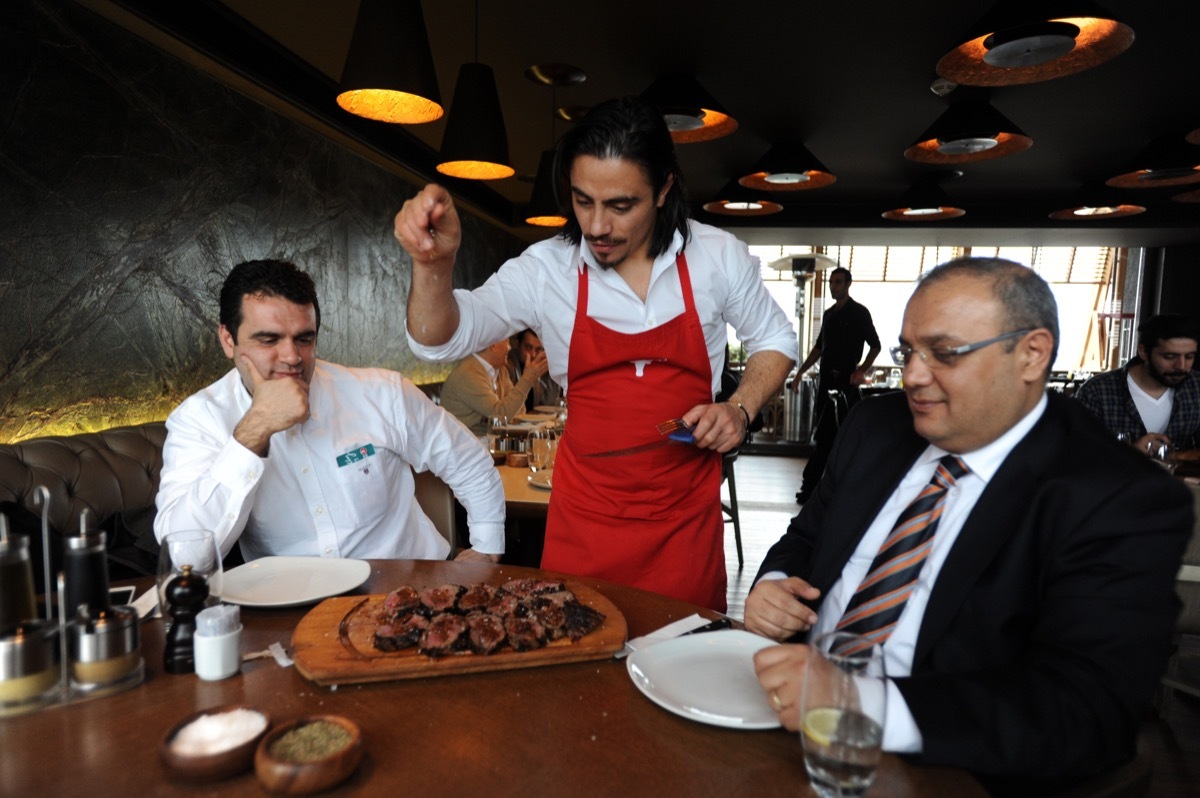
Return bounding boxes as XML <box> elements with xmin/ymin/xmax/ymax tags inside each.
<box><xmin>254</xmin><ymin>714</ymin><xmax>362</xmax><ymax>794</ymax></box>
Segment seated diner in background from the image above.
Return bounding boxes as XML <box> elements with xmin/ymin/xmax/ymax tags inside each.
<box><xmin>440</xmin><ymin>337</ymin><xmax>548</xmax><ymax>437</ymax></box>
<box><xmin>506</xmin><ymin>328</ymin><xmax>563</xmax><ymax>412</ymax></box>
<box><xmin>1073</xmin><ymin>312</ymin><xmax>1200</xmax><ymax>460</ymax></box>
<box><xmin>153</xmin><ymin>259</ymin><xmax>504</xmax><ymax>563</ymax></box>
<box><xmin>746</xmin><ymin>258</ymin><xmax>1192</xmax><ymax>797</ymax></box>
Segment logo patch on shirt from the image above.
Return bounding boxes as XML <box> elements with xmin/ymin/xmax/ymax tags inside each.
<box><xmin>336</xmin><ymin>443</ymin><xmax>376</xmax><ymax>468</ymax></box>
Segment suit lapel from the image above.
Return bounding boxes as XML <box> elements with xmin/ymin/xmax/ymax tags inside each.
<box><xmin>912</xmin><ymin>395</ymin><xmax>1066</xmax><ymax>667</ymax></box>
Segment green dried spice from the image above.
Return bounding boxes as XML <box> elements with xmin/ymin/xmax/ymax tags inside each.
<box><xmin>269</xmin><ymin>721</ymin><xmax>352</xmax><ymax>763</ymax></box>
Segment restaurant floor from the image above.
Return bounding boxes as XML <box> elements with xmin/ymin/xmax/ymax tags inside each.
<box><xmin>720</xmin><ymin>454</ymin><xmax>1200</xmax><ymax>796</ymax></box>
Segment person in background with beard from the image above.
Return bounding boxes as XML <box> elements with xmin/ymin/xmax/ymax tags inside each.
<box><xmin>1074</xmin><ymin>313</ymin><xmax>1200</xmax><ymax>459</ymax></box>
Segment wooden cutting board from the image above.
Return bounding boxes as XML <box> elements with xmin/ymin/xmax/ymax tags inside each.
<box><xmin>292</xmin><ymin>582</ymin><xmax>627</xmax><ymax>685</ymax></box>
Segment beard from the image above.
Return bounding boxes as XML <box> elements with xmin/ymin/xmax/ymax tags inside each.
<box><xmin>585</xmin><ymin>236</ymin><xmax>628</xmax><ymax>270</ymax></box>
<box><xmin>1146</xmin><ymin>358</ymin><xmax>1189</xmax><ymax>387</ymax></box>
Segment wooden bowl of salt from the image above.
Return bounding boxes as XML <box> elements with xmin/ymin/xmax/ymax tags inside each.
<box><xmin>255</xmin><ymin>714</ymin><xmax>363</xmax><ymax>794</ymax></box>
<box><xmin>161</xmin><ymin>704</ymin><xmax>270</xmax><ymax>782</ymax></box>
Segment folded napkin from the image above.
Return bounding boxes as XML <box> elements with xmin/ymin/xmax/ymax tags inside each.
<box><xmin>133</xmin><ymin>587</ymin><xmax>161</xmax><ymax>620</ymax></box>
<box><xmin>616</xmin><ymin>614</ymin><xmax>711</xmax><ymax>659</ymax></box>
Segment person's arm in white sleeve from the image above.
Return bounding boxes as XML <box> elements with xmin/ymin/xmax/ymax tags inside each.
<box><xmin>395</xmin><ymin>380</ymin><xmax>505</xmax><ymax>558</ymax></box>
<box><xmin>153</xmin><ymin>400</ymin><xmax>266</xmax><ymax>558</ymax></box>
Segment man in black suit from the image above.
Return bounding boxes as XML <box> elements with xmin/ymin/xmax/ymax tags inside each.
<box><xmin>747</xmin><ymin>258</ymin><xmax>1191</xmax><ymax>796</ymax></box>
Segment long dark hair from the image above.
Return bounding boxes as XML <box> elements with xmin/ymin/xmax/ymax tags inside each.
<box><xmin>553</xmin><ymin>96</ymin><xmax>690</xmax><ymax>258</ymax></box>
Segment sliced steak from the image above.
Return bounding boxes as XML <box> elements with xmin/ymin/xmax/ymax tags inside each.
<box><xmin>562</xmin><ymin>600</ymin><xmax>606</xmax><ymax>642</ymax></box>
<box><xmin>504</xmin><ymin>616</ymin><xmax>548</xmax><ymax>651</ymax></box>
<box><xmin>528</xmin><ymin>597</ymin><xmax>568</xmax><ymax>641</ymax></box>
<box><xmin>458</xmin><ymin>583</ymin><xmax>502</xmax><ymax>613</ymax></box>
<box><xmin>466</xmin><ymin>612</ymin><xmax>508</xmax><ymax>655</ymax></box>
<box><xmin>381</xmin><ymin>585</ymin><xmax>423</xmax><ymax>619</ymax></box>
<box><xmin>418</xmin><ymin>613</ymin><xmax>470</xmax><ymax>657</ymax></box>
<box><xmin>485</xmin><ymin>591</ymin><xmax>522</xmax><ymax>619</ymax></box>
<box><xmin>420</xmin><ymin>583</ymin><xmax>467</xmax><ymax>614</ymax></box>
<box><xmin>501</xmin><ymin>578</ymin><xmax>566</xmax><ymax>598</ymax></box>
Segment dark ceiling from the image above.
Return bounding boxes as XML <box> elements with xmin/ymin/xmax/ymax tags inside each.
<box><xmin>92</xmin><ymin>0</ymin><xmax>1200</xmax><ymax>248</ymax></box>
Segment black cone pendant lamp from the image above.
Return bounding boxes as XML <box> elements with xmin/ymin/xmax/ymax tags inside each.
<box><xmin>936</xmin><ymin>1</ymin><xmax>1134</xmax><ymax>87</ymax></box>
<box><xmin>703</xmin><ymin>180</ymin><xmax>783</xmax><ymax>217</ymax></box>
<box><xmin>738</xmin><ymin>143</ymin><xmax>836</xmax><ymax>192</ymax></box>
<box><xmin>523</xmin><ymin>64</ymin><xmax>585</xmax><ymax>228</ymax></box>
<box><xmin>904</xmin><ymin>101</ymin><xmax>1032</xmax><ymax>165</ymax></box>
<box><xmin>640</xmin><ymin>74</ymin><xmax>737</xmax><ymax>144</ymax></box>
<box><xmin>437</xmin><ymin>0</ymin><xmax>513</xmax><ymax>180</ymax></box>
<box><xmin>337</xmin><ymin>0</ymin><xmax>443</xmax><ymax>124</ymax></box>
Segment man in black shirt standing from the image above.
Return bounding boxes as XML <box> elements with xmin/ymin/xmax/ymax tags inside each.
<box><xmin>791</xmin><ymin>266</ymin><xmax>880</xmax><ymax>503</ymax></box>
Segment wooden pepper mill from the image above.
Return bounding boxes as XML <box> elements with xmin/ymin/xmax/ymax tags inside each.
<box><xmin>163</xmin><ymin>565</ymin><xmax>208</xmax><ymax>674</ymax></box>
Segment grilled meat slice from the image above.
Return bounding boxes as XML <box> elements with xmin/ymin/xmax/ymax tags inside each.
<box><xmin>504</xmin><ymin>615</ymin><xmax>548</xmax><ymax>651</ymax></box>
<box><xmin>375</xmin><ymin>613</ymin><xmax>429</xmax><ymax>651</ymax></box>
<box><xmin>528</xmin><ymin>596</ymin><xmax>568</xmax><ymax>641</ymax></box>
<box><xmin>418</xmin><ymin>613</ymin><xmax>470</xmax><ymax>657</ymax></box>
<box><xmin>466</xmin><ymin>612</ymin><xmax>508</xmax><ymax>655</ymax></box>
<box><xmin>458</xmin><ymin>583</ymin><xmax>503</xmax><ymax>614</ymax></box>
<box><xmin>420</xmin><ymin>584</ymin><xmax>467</xmax><ymax>614</ymax></box>
<box><xmin>381</xmin><ymin>585</ymin><xmax>425</xmax><ymax>621</ymax></box>
<box><xmin>562</xmin><ymin>599</ymin><xmax>605</xmax><ymax>642</ymax></box>
<box><xmin>501</xmin><ymin>578</ymin><xmax>566</xmax><ymax>598</ymax></box>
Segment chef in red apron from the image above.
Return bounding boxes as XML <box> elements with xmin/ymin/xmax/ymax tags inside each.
<box><xmin>541</xmin><ymin>252</ymin><xmax>726</xmax><ymax>611</ymax></box>
<box><xmin>395</xmin><ymin>96</ymin><xmax>796</xmax><ymax>614</ymax></box>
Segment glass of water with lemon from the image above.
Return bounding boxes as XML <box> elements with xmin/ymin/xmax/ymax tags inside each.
<box><xmin>800</xmin><ymin>632</ymin><xmax>886</xmax><ymax>798</ymax></box>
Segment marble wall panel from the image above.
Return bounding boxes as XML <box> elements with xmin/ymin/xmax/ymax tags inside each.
<box><xmin>0</xmin><ymin>0</ymin><xmax>522</xmax><ymax>442</ymax></box>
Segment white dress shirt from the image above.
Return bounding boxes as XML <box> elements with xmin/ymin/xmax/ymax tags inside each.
<box><xmin>154</xmin><ymin>361</ymin><xmax>505</xmax><ymax>561</ymax></box>
<box><xmin>406</xmin><ymin>220</ymin><xmax>797</xmax><ymax>398</ymax></box>
<box><xmin>806</xmin><ymin>393</ymin><xmax>1049</xmax><ymax>752</ymax></box>
<box><xmin>1127</xmin><ymin>372</ymin><xmax>1173</xmax><ymax>435</ymax></box>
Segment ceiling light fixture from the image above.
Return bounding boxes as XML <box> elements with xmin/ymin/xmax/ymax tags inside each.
<box><xmin>904</xmin><ymin>101</ymin><xmax>1032</xmax><ymax>164</ymax></box>
<box><xmin>935</xmin><ymin>1</ymin><xmax>1134</xmax><ymax>87</ymax></box>
<box><xmin>336</xmin><ymin>0</ymin><xmax>443</xmax><ymax>124</ymax></box>
<box><xmin>523</xmin><ymin>64</ymin><xmax>586</xmax><ymax>228</ymax></box>
<box><xmin>883</xmin><ymin>172</ymin><xmax>966</xmax><ymax>221</ymax></box>
<box><xmin>738</xmin><ymin>143</ymin><xmax>836</xmax><ymax>192</ymax></box>
<box><xmin>1049</xmin><ymin>183</ymin><xmax>1144</xmax><ymax>219</ymax></box>
<box><xmin>436</xmin><ymin>0</ymin><xmax>513</xmax><ymax>180</ymax></box>
<box><xmin>640</xmin><ymin>74</ymin><xmax>738</xmax><ymax>144</ymax></box>
<box><xmin>1105</xmin><ymin>136</ymin><xmax>1200</xmax><ymax>189</ymax></box>
<box><xmin>703</xmin><ymin>180</ymin><xmax>783</xmax><ymax>217</ymax></box>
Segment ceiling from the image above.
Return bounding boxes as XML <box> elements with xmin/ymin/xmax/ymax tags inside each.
<box><xmin>92</xmin><ymin>0</ymin><xmax>1200</xmax><ymax>248</ymax></box>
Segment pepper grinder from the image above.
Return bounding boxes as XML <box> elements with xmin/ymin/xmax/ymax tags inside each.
<box><xmin>163</xmin><ymin>565</ymin><xmax>208</xmax><ymax>674</ymax></box>
<box><xmin>0</xmin><ymin>515</ymin><xmax>38</xmax><ymax>629</ymax></box>
<box><xmin>63</xmin><ymin>512</ymin><xmax>109</xmax><ymax>619</ymax></box>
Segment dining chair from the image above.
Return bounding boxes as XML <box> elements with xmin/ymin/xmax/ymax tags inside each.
<box><xmin>721</xmin><ymin>452</ymin><xmax>743</xmax><ymax>569</ymax></box>
<box><xmin>1158</xmin><ymin>483</ymin><xmax>1200</xmax><ymax>721</ymax></box>
<box><xmin>412</xmin><ymin>468</ymin><xmax>456</xmax><ymax>557</ymax></box>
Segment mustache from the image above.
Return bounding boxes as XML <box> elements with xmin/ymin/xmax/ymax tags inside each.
<box><xmin>585</xmin><ymin>235</ymin><xmax>625</xmax><ymax>246</ymax></box>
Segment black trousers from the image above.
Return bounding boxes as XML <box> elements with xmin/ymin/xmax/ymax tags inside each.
<box><xmin>798</xmin><ymin>379</ymin><xmax>862</xmax><ymax>500</ymax></box>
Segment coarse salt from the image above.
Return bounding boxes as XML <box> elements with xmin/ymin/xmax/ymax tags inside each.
<box><xmin>171</xmin><ymin>709</ymin><xmax>268</xmax><ymax>756</ymax></box>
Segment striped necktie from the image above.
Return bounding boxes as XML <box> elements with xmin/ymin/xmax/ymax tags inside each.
<box><xmin>834</xmin><ymin>454</ymin><xmax>970</xmax><ymax>654</ymax></box>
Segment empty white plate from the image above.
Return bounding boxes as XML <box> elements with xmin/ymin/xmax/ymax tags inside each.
<box><xmin>220</xmin><ymin>556</ymin><xmax>371</xmax><ymax>607</ymax></box>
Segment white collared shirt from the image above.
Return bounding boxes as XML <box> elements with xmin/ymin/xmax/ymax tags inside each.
<box><xmin>810</xmin><ymin>393</ymin><xmax>1049</xmax><ymax>752</ymax></box>
<box><xmin>405</xmin><ymin>220</ymin><xmax>797</xmax><ymax>398</ymax></box>
<box><xmin>154</xmin><ymin>361</ymin><xmax>505</xmax><ymax>560</ymax></box>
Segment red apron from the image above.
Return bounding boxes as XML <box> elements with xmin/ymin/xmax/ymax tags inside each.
<box><xmin>541</xmin><ymin>253</ymin><xmax>726</xmax><ymax>611</ymax></box>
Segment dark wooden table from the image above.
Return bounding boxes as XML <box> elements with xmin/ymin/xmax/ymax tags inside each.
<box><xmin>0</xmin><ymin>560</ymin><xmax>986</xmax><ymax>797</ymax></box>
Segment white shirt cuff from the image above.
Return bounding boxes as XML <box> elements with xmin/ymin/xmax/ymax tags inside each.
<box><xmin>882</xmin><ymin>679</ymin><xmax>924</xmax><ymax>754</ymax></box>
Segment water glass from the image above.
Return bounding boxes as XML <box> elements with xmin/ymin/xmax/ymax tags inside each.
<box><xmin>800</xmin><ymin>631</ymin><xmax>887</xmax><ymax>798</ymax></box>
<box><xmin>156</xmin><ymin>529</ymin><xmax>222</xmax><ymax>620</ymax></box>
<box><xmin>487</xmin><ymin>415</ymin><xmax>507</xmax><ymax>456</ymax></box>
<box><xmin>528</xmin><ymin>428</ymin><xmax>554</xmax><ymax>473</ymax></box>
<box><xmin>1149</xmin><ymin>442</ymin><xmax>1177</xmax><ymax>474</ymax></box>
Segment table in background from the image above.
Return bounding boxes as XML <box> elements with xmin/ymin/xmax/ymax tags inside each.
<box><xmin>0</xmin><ymin>560</ymin><xmax>986</xmax><ymax>797</ymax></box>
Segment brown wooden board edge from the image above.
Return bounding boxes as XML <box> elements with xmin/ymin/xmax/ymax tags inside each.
<box><xmin>292</xmin><ymin>582</ymin><xmax>627</xmax><ymax>686</ymax></box>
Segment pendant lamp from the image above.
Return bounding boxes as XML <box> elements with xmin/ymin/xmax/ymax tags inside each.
<box><xmin>936</xmin><ymin>1</ymin><xmax>1134</xmax><ymax>87</ymax></box>
<box><xmin>703</xmin><ymin>180</ymin><xmax>783</xmax><ymax>217</ymax></box>
<box><xmin>1105</xmin><ymin>136</ymin><xmax>1200</xmax><ymax>190</ymax></box>
<box><xmin>883</xmin><ymin>173</ymin><xmax>965</xmax><ymax>221</ymax></box>
<box><xmin>738</xmin><ymin>143</ymin><xmax>836</xmax><ymax>192</ymax></box>
<box><xmin>336</xmin><ymin>0</ymin><xmax>443</xmax><ymax>124</ymax></box>
<box><xmin>436</xmin><ymin>1</ymin><xmax>513</xmax><ymax>180</ymax></box>
<box><xmin>523</xmin><ymin>64</ymin><xmax>585</xmax><ymax>228</ymax></box>
<box><xmin>1049</xmin><ymin>182</ymin><xmax>1145</xmax><ymax>219</ymax></box>
<box><xmin>640</xmin><ymin>74</ymin><xmax>737</xmax><ymax>144</ymax></box>
<box><xmin>904</xmin><ymin>101</ymin><xmax>1032</xmax><ymax>165</ymax></box>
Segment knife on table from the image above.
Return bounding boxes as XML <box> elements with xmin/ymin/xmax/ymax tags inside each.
<box><xmin>583</xmin><ymin>428</ymin><xmax>695</xmax><ymax>458</ymax></box>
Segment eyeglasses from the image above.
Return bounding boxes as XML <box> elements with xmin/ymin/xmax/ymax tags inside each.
<box><xmin>890</xmin><ymin>329</ymin><xmax>1034</xmax><ymax>369</ymax></box>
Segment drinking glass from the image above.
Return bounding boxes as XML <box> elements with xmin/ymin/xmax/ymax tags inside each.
<box><xmin>1150</xmin><ymin>442</ymin><xmax>1177</xmax><ymax>474</ymax></box>
<box><xmin>487</xmin><ymin>415</ymin><xmax>507</xmax><ymax>457</ymax></box>
<box><xmin>157</xmin><ymin>529</ymin><xmax>222</xmax><ymax>620</ymax></box>
<box><xmin>528</xmin><ymin>428</ymin><xmax>554</xmax><ymax>473</ymax></box>
<box><xmin>800</xmin><ymin>631</ymin><xmax>887</xmax><ymax>798</ymax></box>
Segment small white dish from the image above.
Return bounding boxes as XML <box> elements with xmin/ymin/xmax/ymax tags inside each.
<box><xmin>626</xmin><ymin>629</ymin><xmax>779</xmax><ymax>729</ymax></box>
<box><xmin>221</xmin><ymin>557</ymin><xmax>370</xmax><ymax>608</ymax></box>
<box><xmin>527</xmin><ymin>470</ymin><xmax>553</xmax><ymax>490</ymax></box>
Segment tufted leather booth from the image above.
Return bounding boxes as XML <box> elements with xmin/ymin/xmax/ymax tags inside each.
<box><xmin>0</xmin><ymin>422</ymin><xmax>166</xmax><ymax>535</ymax></box>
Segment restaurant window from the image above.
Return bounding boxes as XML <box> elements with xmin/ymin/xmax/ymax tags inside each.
<box><xmin>735</xmin><ymin>245</ymin><xmax>1122</xmax><ymax>374</ymax></box>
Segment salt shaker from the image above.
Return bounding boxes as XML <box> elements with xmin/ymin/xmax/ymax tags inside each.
<box><xmin>193</xmin><ymin>604</ymin><xmax>242</xmax><ymax>681</ymax></box>
<box><xmin>163</xmin><ymin>565</ymin><xmax>208</xmax><ymax>674</ymax></box>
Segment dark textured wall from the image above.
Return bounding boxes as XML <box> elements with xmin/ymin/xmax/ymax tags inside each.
<box><xmin>0</xmin><ymin>1</ymin><xmax>522</xmax><ymax>442</ymax></box>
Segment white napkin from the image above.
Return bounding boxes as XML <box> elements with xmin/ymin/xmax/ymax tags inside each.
<box><xmin>133</xmin><ymin>587</ymin><xmax>160</xmax><ymax>620</ymax></box>
<box><xmin>616</xmin><ymin>613</ymin><xmax>710</xmax><ymax>659</ymax></box>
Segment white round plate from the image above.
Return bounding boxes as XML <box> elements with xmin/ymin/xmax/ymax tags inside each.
<box><xmin>527</xmin><ymin>469</ymin><xmax>553</xmax><ymax>490</ymax></box>
<box><xmin>626</xmin><ymin>629</ymin><xmax>780</xmax><ymax>729</ymax></box>
<box><xmin>220</xmin><ymin>556</ymin><xmax>371</xmax><ymax>607</ymax></box>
